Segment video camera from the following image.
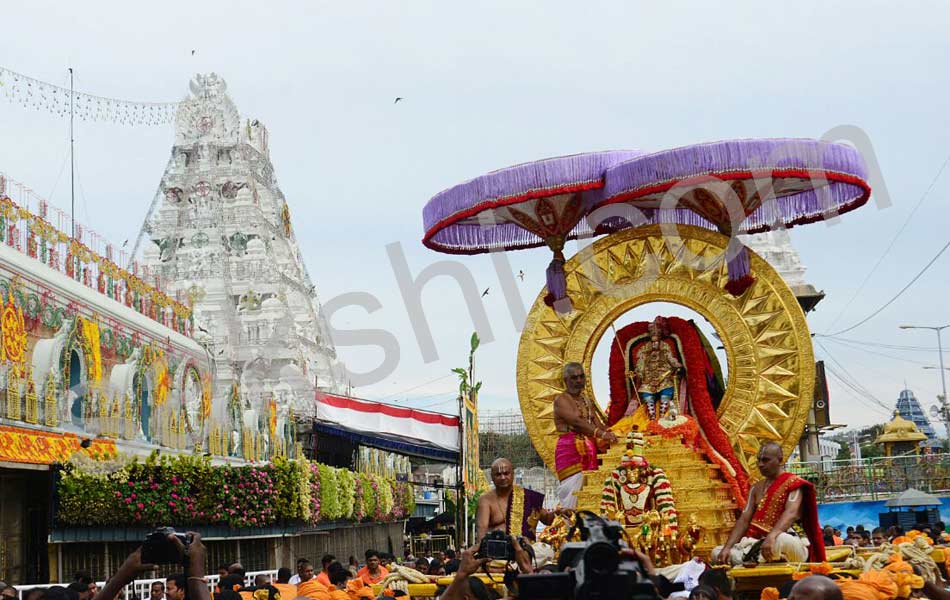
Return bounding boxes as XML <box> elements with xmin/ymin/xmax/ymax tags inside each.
<box><xmin>516</xmin><ymin>513</ymin><xmax>659</xmax><ymax>600</ymax></box>
<box><xmin>141</xmin><ymin>527</ymin><xmax>192</xmax><ymax>566</ymax></box>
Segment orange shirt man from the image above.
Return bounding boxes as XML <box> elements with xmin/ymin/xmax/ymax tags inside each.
<box><xmin>356</xmin><ymin>551</ymin><xmax>389</xmax><ymax>586</ymax></box>
<box><xmin>295</xmin><ymin>561</ymin><xmax>329</xmax><ymax>600</ymax></box>
<box><xmin>316</xmin><ymin>554</ymin><xmax>335</xmax><ymax>588</ymax></box>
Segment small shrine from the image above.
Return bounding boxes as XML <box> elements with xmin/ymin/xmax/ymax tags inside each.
<box><xmin>875</xmin><ymin>411</ymin><xmax>928</xmax><ymax>457</ymax></box>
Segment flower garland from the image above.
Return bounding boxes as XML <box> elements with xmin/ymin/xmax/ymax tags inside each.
<box><xmin>338</xmin><ymin>468</ymin><xmax>356</xmax><ymax>519</ymax></box>
<box><xmin>56</xmin><ymin>453</ymin><xmax>411</xmax><ymax>528</ymax></box>
<box><xmin>377</xmin><ymin>477</ymin><xmax>394</xmax><ymax>520</ymax></box>
<box><xmin>296</xmin><ymin>459</ymin><xmax>312</xmax><ymax>523</ymax></box>
<box><xmin>353</xmin><ymin>474</ymin><xmax>366</xmax><ymax>521</ymax></box>
<box><xmin>318</xmin><ymin>464</ymin><xmax>340</xmax><ymax>520</ymax></box>
<box><xmin>391</xmin><ymin>481</ymin><xmax>413</xmax><ymax>519</ymax></box>
<box><xmin>360</xmin><ymin>473</ymin><xmax>378</xmax><ymax>521</ymax></box>
<box><xmin>308</xmin><ymin>462</ymin><xmax>322</xmax><ymax>525</ymax></box>
<box><xmin>0</xmin><ymin>195</ymin><xmax>192</xmax><ymax>321</ymax></box>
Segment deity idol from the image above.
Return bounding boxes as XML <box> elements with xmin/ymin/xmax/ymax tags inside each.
<box><xmin>627</xmin><ymin>317</ymin><xmax>685</xmax><ymax>421</ymax></box>
<box><xmin>605</xmin><ymin>315</ymin><xmax>750</xmax><ymax>503</ymax></box>
<box><xmin>600</xmin><ymin>431</ymin><xmax>677</xmax><ymax>531</ymax></box>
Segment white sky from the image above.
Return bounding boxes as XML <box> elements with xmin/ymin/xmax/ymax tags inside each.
<box><xmin>1</xmin><ymin>1</ymin><xmax>949</xmax><ymax>431</ymax></box>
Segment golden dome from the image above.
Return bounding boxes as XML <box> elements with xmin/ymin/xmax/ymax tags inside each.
<box><xmin>875</xmin><ymin>412</ymin><xmax>928</xmax><ymax>444</ymax></box>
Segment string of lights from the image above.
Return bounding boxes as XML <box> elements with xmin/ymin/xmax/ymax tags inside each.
<box><xmin>0</xmin><ymin>66</ymin><xmax>179</xmax><ymax>126</ymax></box>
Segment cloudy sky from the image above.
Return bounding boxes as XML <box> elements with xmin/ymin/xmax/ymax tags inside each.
<box><xmin>2</xmin><ymin>1</ymin><xmax>949</xmax><ymax>431</ymax></box>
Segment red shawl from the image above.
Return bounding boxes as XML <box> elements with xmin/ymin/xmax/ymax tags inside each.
<box><xmin>747</xmin><ymin>471</ymin><xmax>825</xmax><ymax>562</ymax></box>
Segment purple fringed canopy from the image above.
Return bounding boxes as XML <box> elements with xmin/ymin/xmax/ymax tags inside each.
<box><xmin>598</xmin><ymin>138</ymin><xmax>870</xmax><ymax>233</ymax></box>
<box><xmin>420</xmin><ymin>140</ymin><xmax>871</xmax><ymax>307</ymax></box>
<box><xmin>423</xmin><ymin>151</ymin><xmax>642</xmax><ymax>254</ymax></box>
<box><xmin>595</xmin><ymin>138</ymin><xmax>871</xmax><ymax>295</ymax></box>
<box><xmin>422</xmin><ymin>151</ymin><xmax>641</xmax><ymax>313</ymax></box>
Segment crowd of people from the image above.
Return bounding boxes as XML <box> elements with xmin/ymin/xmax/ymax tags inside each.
<box><xmin>0</xmin><ymin>575</ymin><xmax>101</xmax><ymax>600</ymax></box>
<box><xmin>818</xmin><ymin>523</ymin><xmax>950</xmax><ymax>549</ymax></box>
<box><xmin>0</xmin><ymin>539</ymin><xmax>476</xmax><ymax>600</ymax></box>
<box><xmin>6</xmin><ymin>524</ymin><xmax>950</xmax><ymax>600</ymax></box>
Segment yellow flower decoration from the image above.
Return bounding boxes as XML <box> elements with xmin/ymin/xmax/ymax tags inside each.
<box><xmin>153</xmin><ymin>360</ymin><xmax>170</xmax><ymax>406</ymax></box>
<box><xmin>268</xmin><ymin>397</ymin><xmax>277</xmax><ymax>437</ymax></box>
<box><xmin>201</xmin><ymin>372</ymin><xmax>212</xmax><ymax>418</ymax></box>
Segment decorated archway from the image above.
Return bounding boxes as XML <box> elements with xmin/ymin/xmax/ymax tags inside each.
<box><xmin>517</xmin><ymin>225</ymin><xmax>815</xmax><ymax>479</ymax></box>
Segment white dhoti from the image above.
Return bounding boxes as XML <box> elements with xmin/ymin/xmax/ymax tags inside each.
<box><xmin>713</xmin><ymin>533</ymin><xmax>808</xmax><ymax>565</ymax></box>
<box><xmin>556</xmin><ymin>472</ymin><xmax>584</xmax><ymax>509</ymax></box>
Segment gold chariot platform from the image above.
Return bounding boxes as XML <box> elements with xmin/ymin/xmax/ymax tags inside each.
<box><xmin>574</xmin><ymin>432</ymin><xmax>739</xmax><ymax>556</ymax></box>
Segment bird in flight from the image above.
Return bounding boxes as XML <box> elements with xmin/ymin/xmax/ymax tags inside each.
<box><xmin>394</xmin><ymin>97</ymin><xmax>404</xmax><ymax>104</ymax></box>
<box><xmin>122</xmin><ymin>240</ymin><xmax>128</xmax><ymax>248</ymax></box>
<box><xmin>191</xmin><ymin>50</ymin><xmax>196</xmax><ymax>56</ymax></box>
<box><xmin>517</xmin><ymin>270</ymin><xmax>524</xmax><ymax>281</ymax></box>
<box><xmin>481</xmin><ymin>288</ymin><xmax>490</xmax><ymax>297</ymax></box>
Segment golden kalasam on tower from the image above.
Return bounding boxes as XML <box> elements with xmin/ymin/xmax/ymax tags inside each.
<box><xmin>517</xmin><ymin>225</ymin><xmax>816</xmax><ymax>557</ymax></box>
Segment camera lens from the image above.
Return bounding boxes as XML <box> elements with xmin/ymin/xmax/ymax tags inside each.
<box><xmin>584</xmin><ymin>542</ymin><xmax>619</xmax><ymax>576</ymax></box>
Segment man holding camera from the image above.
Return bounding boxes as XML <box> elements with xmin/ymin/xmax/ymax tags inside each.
<box><xmin>476</xmin><ymin>458</ymin><xmax>557</xmax><ymax>544</ymax></box>
<box><xmin>94</xmin><ymin>531</ymin><xmax>211</xmax><ymax>600</ymax></box>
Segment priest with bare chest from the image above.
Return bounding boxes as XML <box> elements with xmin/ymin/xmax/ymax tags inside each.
<box><xmin>476</xmin><ymin>458</ymin><xmax>556</xmax><ymax>543</ymax></box>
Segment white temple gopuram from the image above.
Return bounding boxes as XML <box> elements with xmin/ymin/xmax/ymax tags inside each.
<box><xmin>136</xmin><ymin>73</ymin><xmax>343</xmax><ymax>427</ymax></box>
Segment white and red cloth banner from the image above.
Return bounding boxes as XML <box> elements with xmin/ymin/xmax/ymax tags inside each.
<box><xmin>315</xmin><ymin>392</ymin><xmax>460</xmax><ymax>451</ymax></box>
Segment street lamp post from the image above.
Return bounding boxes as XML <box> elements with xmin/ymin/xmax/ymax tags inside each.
<box><xmin>900</xmin><ymin>324</ymin><xmax>950</xmax><ymax>438</ymax></box>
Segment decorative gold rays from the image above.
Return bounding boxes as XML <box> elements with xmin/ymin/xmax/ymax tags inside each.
<box><xmin>516</xmin><ymin>225</ymin><xmax>815</xmax><ymax>478</ymax></box>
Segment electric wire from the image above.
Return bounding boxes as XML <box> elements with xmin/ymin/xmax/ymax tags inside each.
<box><xmin>825</xmin><ymin>237</ymin><xmax>950</xmax><ymax>336</ymax></box>
<box><xmin>826</xmin><ymin>149</ymin><xmax>950</xmax><ymax>330</ymax></box>
<box><xmin>823</xmin><ymin>365</ymin><xmax>892</xmax><ymax>418</ymax></box>
<box><xmin>820</xmin><ymin>336</ymin><xmax>937</xmax><ymax>367</ymax></box>
<box><xmin>814</xmin><ymin>335</ymin><xmax>942</xmax><ymax>353</ymax></box>
<box><xmin>822</xmin><ymin>362</ymin><xmax>892</xmax><ymax>417</ymax></box>
<box><xmin>815</xmin><ymin>339</ymin><xmax>892</xmax><ymax>412</ymax></box>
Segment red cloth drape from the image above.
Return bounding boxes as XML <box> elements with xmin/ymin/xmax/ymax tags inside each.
<box><xmin>748</xmin><ymin>472</ymin><xmax>826</xmax><ymax>562</ymax></box>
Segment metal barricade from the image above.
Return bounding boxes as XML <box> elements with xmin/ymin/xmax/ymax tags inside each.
<box><xmin>17</xmin><ymin>570</ymin><xmax>279</xmax><ymax>600</ymax></box>
<box><xmin>409</xmin><ymin>534</ymin><xmax>453</xmax><ymax>558</ymax></box>
<box><xmin>788</xmin><ymin>455</ymin><xmax>950</xmax><ymax>503</ymax></box>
